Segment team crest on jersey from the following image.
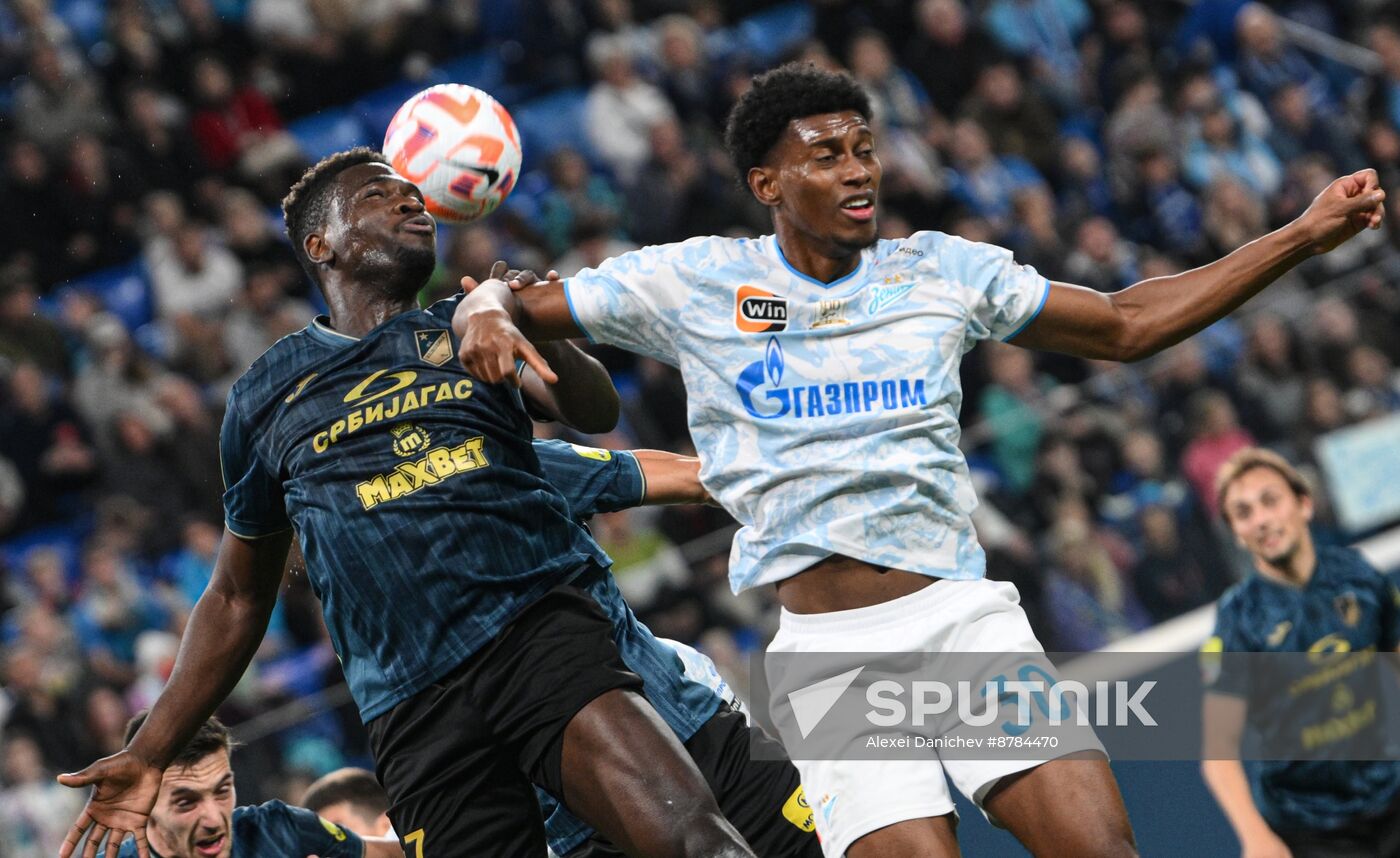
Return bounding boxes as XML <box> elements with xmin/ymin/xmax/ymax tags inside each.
<box><xmin>415</xmin><ymin>329</ymin><xmax>453</xmax><ymax>366</ymax></box>
<box><xmin>812</xmin><ymin>298</ymin><xmax>850</xmax><ymax>329</ymax></box>
<box><xmin>867</xmin><ymin>275</ymin><xmax>917</xmax><ymax>315</ymax></box>
<box><xmin>390</xmin><ymin>422</ymin><xmax>432</xmax><ymax>457</ymax></box>
<box><xmin>1334</xmin><ymin>592</ymin><xmax>1361</xmax><ymax>627</ymax></box>
<box><xmin>735</xmin><ymin>285</ymin><xmax>787</xmax><ymax>333</ymax></box>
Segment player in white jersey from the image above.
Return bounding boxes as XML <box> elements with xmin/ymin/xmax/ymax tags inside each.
<box><xmin>454</xmin><ymin>64</ymin><xmax>1386</xmax><ymax>857</ymax></box>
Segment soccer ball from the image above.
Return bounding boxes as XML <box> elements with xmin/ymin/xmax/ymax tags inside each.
<box><xmin>382</xmin><ymin>83</ymin><xmax>522</xmax><ymax>224</ymax></box>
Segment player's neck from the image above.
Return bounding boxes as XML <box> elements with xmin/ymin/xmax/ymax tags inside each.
<box><xmin>1254</xmin><ymin>538</ymin><xmax>1317</xmax><ymax>588</ymax></box>
<box><xmin>321</xmin><ymin>282</ymin><xmax>419</xmax><ymax>339</ymax></box>
<box><xmin>773</xmin><ymin>226</ymin><xmax>860</xmax><ymax>284</ymax></box>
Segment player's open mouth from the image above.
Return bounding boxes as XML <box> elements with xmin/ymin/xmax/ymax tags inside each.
<box><xmin>839</xmin><ymin>195</ymin><xmax>875</xmax><ymax>222</ymax></box>
<box><xmin>401</xmin><ymin>215</ymin><xmax>435</xmax><ymax>234</ymax></box>
<box><xmin>194</xmin><ymin>834</ymin><xmax>225</xmax><ymax>856</ymax></box>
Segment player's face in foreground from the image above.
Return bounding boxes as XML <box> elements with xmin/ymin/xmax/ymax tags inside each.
<box><xmin>147</xmin><ymin>751</ymin><xmax>236</xmax><ymax>858</ymax></box>
<box><xmin>323</xmin><ymin>161</ymin><xmax>438</xmax><ymax>296</ymax></box>
<box><xmin>1224</xmin><ymin>467</ymin><xmax>1314</xmax><ymax>566</ymax></box>
<box><xmin>767</xmin><ymin>110</ymin><xmax>881</xmax><ymax>254</ymax></box>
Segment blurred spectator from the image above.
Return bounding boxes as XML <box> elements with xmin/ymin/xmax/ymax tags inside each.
<box><xmin>1102</xmin><ymin>428</ymin><xmax>1193</xmax><ymax>535</ymax></box>
<box><xmin>1129</xmin><ymin>504</ymin><xmax>1214</xmax><ymax>623</ymax></box>
<box><xmin>0</xmin><ymin>733</ymin><xmax>87</xmax><ymax>858</ymax></box>
<box><xmin>1367</xmin><ymin>20</ymin><xmax>1400</xmax><ymax>130</ymax></box>
<box><xmin>583</xmin><ymin>36</ymin><xmax>677</xmax><ymax>185</ymax></box>
<box><xmin>154</xmin><ymin>377</ymin><xmax>225</xmax><ymax>521</ymax></box>
<box><xmin>1</xmin><ymin>139</ymin><xmax>80</xmax><ymax>285</ymax></box>
<box><xmin>1182</xmin><ymin>100</ymin><xmax>1283</xmax><ymax>197</ymax></box>
<box><xmin>1095</xmin><ymin>1</ymin><xmax>1154</xmax><ymax>109</ymax></box>
<box><xmin>654</xmin><ymin>14</ymin><xmax>718</xmax><ymax>129</ymax></box>
<box><xmin>962</xmin><ymin>60</ymin><xmax>1060</xmax><ymax>176</ymax></box>
<box><xmin>1342</xmin><ymin>345</ymin><xmax>1400</xmax><ymax>420</ymax></box>
<box><xmin>188</xmin><ymin>55</ymin><xmax>304</xmax><ymax>193</ymax></box>
<box><xmin>982</xmin><ymin>0</ymin><xmax>1091</xmax><ymax>105</ymax></box>
<box><xmin>62</xmin><ymin>133</ymin><xmax>146</xmax><ymax>272</ymax></box>
<box><xmin>978</xmin><ymin>344</ymin><xmax>1050</xmax><ymax>495</ymax></box>
<box><xmin>1132</xmin><ymin>147</ymin><xmax>1207</xmax><ymax>262</ymax></box>
<box><xmin>1236</xmin><ymin>314</ymin><xmax>1307</xmax><ymax>443</ymax></box>
<box><xmin>552</xmin><ymin>214</ymin><xmax>640</xmax><ymax>277</ymax></box>
<box><xmin>1180</xmin><ymin>390</ymin><xmax>1256</xmax><ymax>518</ymax></box>
<box><xmin>946</xmin><ymin>118</ymin><xmax>1044</xmax><ymax>231</ymax></box>
<box><xmin>82</xmin><ymin>685</ymin><xmax>132</xmax><ymax>760</ymax></box>
<box><xmin>71</xmin><ymin>540</ymin><xmax>168</xmax><ymax>681</ymax></box>
<box><xmin>0</xmin><ymin>362</ymin><xmax>99</xmax><ymax>530</ymax></box>
<box><xmin>71</xmin><ymin>316</ymin><xmax>171</xmax><ymax>451</ymax></box>
<box><xmin>1055</xmin><ymin>136</ymin><xmax>1115</xmax><ymax>226</ymax></box>
<box><xmin>1234</xmin><ymin>4</ymin><xmax>1332</xmax><ymax>109</ymax></box>
<box><xmin>147</xmin><ymin>220</ymin><xmax>244</xmax><ymax>321</ymax></box>
<box><xmin>540</xmin><ymin>147</ymin><xmax>625</xmax><ymax>256</ymax></box>
<box><xmin>14</xmin><ymin>41</ymin><xmax>114</xmax><ymax>149</ymax></box>
<box><xmin>1266</xmin><ymin>83</ymin><xmax>1364</xmax><ymax>173</ymax></box>
<box><xmin>903</xmin><ymin>0</ymin><xmax>998</xmax><ymax>116</ymax></box>
<box><xmin>1202</xmin><ymin>175</ymin><xmax>1268</xmax><ymax>254</ymax></box>
<box><xmin>1004</xmin><ymin>185</ymin><xmax>1066</xmax><ymax>276</ymax></box>
<box><xmin>846</xmin><ymin>28</ymin><xmax>930</xmax><ymax>131</ymax></box>
<box><xmin>626</xmin><ymin>119</ymin><xmax>740</xmax><ymax>246</ymax></box>
<box><xmin>1064</xmin><ymin>217</ymin><xmax>1140</xmax><ymax>293</ymax></box>
<box><xmin>1</xmin><ymin>643</ymin><xmax>89</xmax><ymax>772</ymax></box>
<box><xmin>0</xmin><ymin>279</ymin><xmax>69</xmax><ymax>375</ymax></box>
<box><xmin>1044</xmin><ymin>510</ymin><xmax>1149</xmax><ymax>650</ymax></box>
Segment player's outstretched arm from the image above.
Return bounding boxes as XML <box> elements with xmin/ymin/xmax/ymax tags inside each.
<box><xmin>1013</xmin><ymin>169</ymin><xmax>1386</xmax><ymax>362</ymax></box>
<box><xmin>58</xmin><ymin>528</ymin><xmax>293</xmax><ymax>858</ymax></box>
<box><xmin>453</xmin><ymin>262</ymin><xmax>584</xmax><ymax>386</ymax></box>
<box><xmin>1201</xmin><ymin>693</ymin><xmax>1291</xmax><ymax>858</ymax></box>
<box><xmin>632</xmin><ymin>449</ymin><xmax>710</xmax><ymax>505</ymax></box>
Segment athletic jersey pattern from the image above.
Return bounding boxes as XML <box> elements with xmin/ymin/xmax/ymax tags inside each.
<box><xmin>563</xmin><ymin>232</ymin><xmax>1048</xmax><ymax>592</ymax></box>
<box><xmin>1205</xmin><ymin>546</ymin><xmax>1400</xmax><ymax>830</ymax></box>
<box><xmin>531</xmin><ymin>439</ymin><xmax>724</xmax><ymax>855</ymax></box>
<box><xmin>117</xmin><ymin>801</ymin><xmax>363</xmax><ymax>857</ymax></box>
<box><xmin>220</xmin><ymin>294</ymin><xmax>609</xmax><ymax>720</ymax></box>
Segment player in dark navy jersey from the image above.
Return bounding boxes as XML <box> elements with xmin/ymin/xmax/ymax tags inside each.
<box><xmin>112</xmin><ymin>715</ymin><xmax>401</xmax><ymax>858</ymax></box>
<box><xmin>1202</xmin><ymin>448</ymin><xmax>1400</xmax><ymax>858</ymax></box>
<box><xmin>59</xmin><ymin>147</ymin><xmax>754</xmax><ymax>858</ymax></box>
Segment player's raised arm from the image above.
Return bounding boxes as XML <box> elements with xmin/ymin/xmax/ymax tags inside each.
<box><xmin>58</xmin><ymin>528</ymin><xmax>293</xmax><ymax>858</ymax></box>
<box><xmin>453</xmin><ymin>262</ymin><xmax>583</xmax><ymax>386</ymax></box>
<box><xmin>1012</xmin><ymin>169</ymin><xmax>1386</xmax><ymax>362</ymax></box>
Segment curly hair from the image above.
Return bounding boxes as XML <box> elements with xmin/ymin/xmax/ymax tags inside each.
<box><xmin>281</xmin><ymin>147</ymin><xmax>389</xmax><ymax>285</ymax></box>
<box><xmin>723</xmin><ymin>63</ymin><xmax>873</xmax><ymax>177</ymax></box>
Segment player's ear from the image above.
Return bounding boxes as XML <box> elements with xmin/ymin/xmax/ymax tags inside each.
<box><xmin>304</xmin><ymin>231</ymin><xmax>333</xmax><ymax>267</ymax></box>
<box><xmin>748</xmin><ymin>165</ymin><xmax>781</xmax><ymax>208</ymax></box>
<box><xmin>1300</xmin><ymin>493</ymin><xmax>1314</xmax><ymax>522</ymax></box>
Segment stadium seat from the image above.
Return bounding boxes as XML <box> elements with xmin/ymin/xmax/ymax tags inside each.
<box><xmin>509</xmin><ymin>88</ymin><xmax>590</xmax><ymax>171</ymax></box>
<box><xmin>730</xmin><ymin>2</ymin><xmax>815</xmax><ymax>64</ymax></box>
<box><xmin>40</xmin><ymin>260</ymin><xmax>155</xmax><ymax>333</ymax></box>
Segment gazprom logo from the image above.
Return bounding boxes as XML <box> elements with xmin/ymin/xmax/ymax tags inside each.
<box><xmin>735</xmin><ymin>337</ymin><xmax>929</xmax><ymax>420</ymax></box>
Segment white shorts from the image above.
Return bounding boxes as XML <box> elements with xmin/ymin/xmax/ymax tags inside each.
<box><xmin>767</xmin><ymin>577</ymin><xmax>1100</xmax><ymax>858</ymax></box>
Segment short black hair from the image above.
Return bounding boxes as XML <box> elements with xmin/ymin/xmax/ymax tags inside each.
<box><xmin>301</xmin><ymin>768</ymin><xmax>390</xmax><ymax>819</ymax></box>
<box><xmin>124</xmin><ymin>712</ymin><xmax>236</xmax><ymax>768</ymax></box>
<box><xmin>723</xmin><ymin>62</ymin><xmax>872</xmax><ymax>177</ymax></box>
<box><xmin>281</xmin><ymin>147</ymin><xmax>389</xmax><ymax>285</ymax></box>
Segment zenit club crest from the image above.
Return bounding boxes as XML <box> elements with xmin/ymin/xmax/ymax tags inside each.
<box><xmin>416</xmin><ymin>329</ymin><xmax>453</xmax><ymax>366</ymax></box>
<box><xmin>390</xmin><ymin>422</ymin><xmax>432</xmax><ymax>457</ymax></box>
<box><xmin>735</xmin><ymin>285</ymin><xmax>787</xmax><ymax>333</ymax></box>
<box><xmin>1335</xmin><ymin>592</ymin><xmax>1361</xmax><ymax>628</ymax></box>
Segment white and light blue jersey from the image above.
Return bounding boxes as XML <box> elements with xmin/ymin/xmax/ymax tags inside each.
<box><xmin>564</xmin><ymin>232</ymin><xmax>1049</xmax><ymax>592</ymax></box>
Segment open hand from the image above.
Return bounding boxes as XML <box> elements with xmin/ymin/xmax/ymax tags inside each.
<box><xmin>1298</xmin><ymin>168</ymin><xmax>1386</xmax><ymax>255</ymax></box>
<box><xmin>58</xmin><ymin>751</ymin><xmax>164</xmax><ymax>858</ymax></box>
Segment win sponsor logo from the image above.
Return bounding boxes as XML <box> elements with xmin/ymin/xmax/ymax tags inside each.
<box><xmin>735</xmin><ymin>285</ymin><xmax>788</xmax><ymax>332</ymax></box>
<box><xmin>735</xmin><ymin>337</ymin><xmax>927</xmax><ymax>420</ymax></box>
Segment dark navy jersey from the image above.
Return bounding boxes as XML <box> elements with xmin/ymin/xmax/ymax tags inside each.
<box><xmin>530</xmin><ymin>439</ymin><xmax>646</xmax><ymax>518</ymax></box>
<box><xmin>1205</xmin><ymin>546</ymin><xmax>1400</xmax><ymax>830</ymax></box>
<box><xmin>118</xmin><ymin>801</ymin><xmax>363</xmax><ymax>858</ymax></box>
<box><xmin>220</xmin><ymin>294</ymin><xmax>609</xmax><ymax>720</ymax></box>
<box><xmin>529</xmin><ymin>439</ymin><xmax>726</xmax><ymax>855</ymax></box>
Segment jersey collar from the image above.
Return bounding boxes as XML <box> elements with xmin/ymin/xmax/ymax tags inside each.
<box><xmin>307</xmin><ymin>316</ymin><xmax>361</xmax><ymax>346</ymax></box>
<box><xmin>768</xmin><ymin>234</ymin><xmax>867</xmax><ymax>290</ymax></box>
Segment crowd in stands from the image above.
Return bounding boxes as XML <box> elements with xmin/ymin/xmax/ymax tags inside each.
<box><xmin>5</xmin><ymin>0</ymin><xmax>1400</xmax><ymax>853</ymax></box>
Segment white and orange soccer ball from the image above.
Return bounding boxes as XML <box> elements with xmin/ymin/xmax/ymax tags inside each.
<box><xmin>382</xmin><ymin>83</ymin><xmax>522</xmax><ymax>223</ymax></box>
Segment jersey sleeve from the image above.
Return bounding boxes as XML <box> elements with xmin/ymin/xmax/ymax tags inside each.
<box><xmin>932</xmin><ymin>233</ymin><xmax>1050</xmax><ymax>344</ymax></box>
<box><xmin>561</xmin><ymin>245</ymin><xmax>687</xmax><ymax>365</ymax></box>
<box><xmin>532</xmin><ymin>439</ymin><xmax>645</xmax><ymax>518</ymax></box>
<box><xmin>1202</xmin><ymin>597</ymin><xmax>1251</xmax><ymax>698</ymax></box>
<box><xmin>255</xmin><ymin>801</ymin><xmax>365</xmax><ymax>858</ymax></box>
<box><xmin>219</xmin><ymin>385</ymin><xmax>292</xmax><ymax>538</ymax></box>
